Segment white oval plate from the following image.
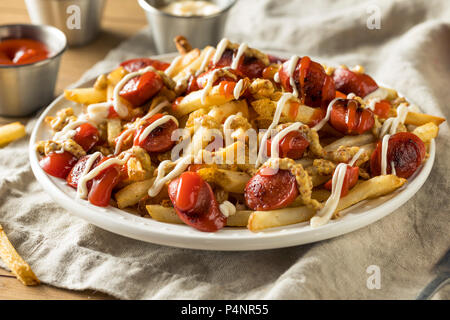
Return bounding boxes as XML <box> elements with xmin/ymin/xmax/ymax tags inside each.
<box><xmin>29</xmin><ymin>52</ymin><xmax>435</xmax><ymax>251</ymax></box>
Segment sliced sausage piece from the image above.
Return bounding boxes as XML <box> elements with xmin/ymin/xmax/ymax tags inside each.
<box><xmin>324</xmin><ymin>166</ymin><xmax>359</xmax><ymax>197</ymax></box>
<box><xmin>119</xmin><ymin>70</ymin><xmax>164</xmax><ymax>107</ymax></box>
<box><xmin>329</xmin><ymin>99</ymin><xmax>374</xmax><ymax>135</ymax></box>
<box><xmin>370</xmin><ymin>132</ymin><xmax>426</xmax><ymax>179</ymax></box>
<box><xmin>332</xmin><ymin>68</ymin><xmax>378</xmax><ymax>98</ymax></box>
<box><xmin>266</xmin><ymin>130</ymin><xmax>310</xmax><ymax>160</ymax></box>
<box><xmin>168</xmin><ymin>172</ymin><xmax>227</xmax><ymax>232</ymax></box>
<box><xmin>244</xmin><ymin>168</ymin><xmax>299</xmax><ymax>211</ymax></box>
<box><xmin>67</xmin><ymin>153</ymin><xmax>103</xmax><ymax>189</ymax></box>
<box><xmin>88</xmin><ymin>157</ymin><xmax>122</xmax><ymax>207</ymax></box>
<box><xmin>133</xmin><ymin>113</ymin><xmax>178</xmax><ymax>153</ymax></box>
<box><xmin>40</xmin><ymin>151</ymin><xmax>78</xmax><ymax>179</ymax></box>
<box><xmin>73</xmin><ymin>123</ymin><xmax>100</xmax><ymax>152</ymax></box>
<box><xmin>120</xmin><ymin>58</ymin><xmax>170</xmax><ymax>72</ymax></box>
<box><xmin>211</xmin><ymin>48</ymin><xmax>266</xmax><ymax>79</ymax></box>
<box><xmin>278</xmin><ymin>56</ymin><xmax>335</xmax><ymax>108</ymax></box>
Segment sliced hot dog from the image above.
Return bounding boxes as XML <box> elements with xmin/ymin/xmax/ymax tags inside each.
<box><xmin>332</xmin><ymin>68</ymin><xmax>378</xmax><ymax>98</ymax></box>
<box><xmin>244</xmin><ymin>168</ymin><xmax>299</xmax><ymax>211</ymax></box>
<box><xmin>329</xmin><ymin>99</ymin><xmax>374</xmax><ymax>135</ymax></box>
<box><xmin>67</xmin><ymin>153</ymin><xmax>103</xmax><ymax>189</ymax></box>
<box><xmin>119</xmin><ymin>70</ymin><xmax>164</xmax><ymax>107</ymax></box>
<box><xmin>39</xmin><ymin>151</ymin><xmax>78</xmax><ymax>179</ymax></box>
<box><xmin>120</xmin><ymin>57</ymin><xmax>170</xmax><ymax>73</ymax></box>
<box><xmin>168</xmin><ymin>172</ymin><xmax>227</xmax><ymax>232</ymax></box>
<box><xmin>73</xmin><ymin>123</ymin><xmax>100</xmax><ymax>152</ymax></box>
<box><xmin>266</xmin><ymin>130</ymin><xmax>310</xmax><ymax>160</ymax></box>
<box><xmin>133</xmin><ymin>113</ymin><xmax>178</xmax><ymax>153</ymax></box>
<box><xmin>370</xmin><ymin>132</ymin><xmax>426</xmax><ymax>179</ymax></box>
<box><xmin>278</xmin><ymin>56</ymin><xmax>335</xmax><ymax>108</ymax></box>
<box><xmin>324</xmin><ymin>166</ymin><xmax>359</xmax><ymax>197</ymax></box>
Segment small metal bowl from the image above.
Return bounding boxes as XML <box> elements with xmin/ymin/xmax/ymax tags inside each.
<box><xmin>138</xmin><ymin>0</ymin><xmax>236</xmax><ymax>54</ymax></box>
<box><xmin>25</xmin><ymin>0</ymin><xmax>105</xmax><ymax>47</ymax></box>
<box><xmin>0</xmin><ymin>24</ymin><xmax>67</xmax><ymax>117</ymax></box>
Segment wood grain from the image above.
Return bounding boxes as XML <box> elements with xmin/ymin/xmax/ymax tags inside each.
<box><xmin>0</xmin><ymin>0</ymin><xmax>148</xmax><ymax>300</ymax></box>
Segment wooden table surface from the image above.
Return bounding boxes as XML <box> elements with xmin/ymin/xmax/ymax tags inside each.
<box><xmin>0</xmin><ymin>0</ymin><xmax>148</xmax><ymax>300</ymax></box>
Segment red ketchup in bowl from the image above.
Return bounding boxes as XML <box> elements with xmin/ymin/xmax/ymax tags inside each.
<box><xmin>0</xmin><ymin>38</ymin><xmax>49</xmax><ymax>66</ymax></box>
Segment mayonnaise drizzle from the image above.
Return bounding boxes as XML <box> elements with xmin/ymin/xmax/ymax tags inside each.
<box><xmin>114</xmin><ymin>100</ymin><xmax>170</xmax><ymax>155</ymax></box>
<box><xmin>231</xmin><ymin>42</ymin><xmax>248</xmax><ymax>69</ymax></box>
<box><xmin>379</xmin><ymin>103</ymin><xmax>409</xmax><ymax>138</ymax></box>
<box><xmin>201</xmin><ymin>67</ymin><xmax>227</xmax><ymax>104</ymax></box>
<box><xmin>380</xmin><ymin>134</ymin><xmax>391</xmax><ymax>175</ymax></box>
<box><xmin>269</xmin><ymin>122</ymin><xmax>303</xmax><ymax>159</ymax></box>
<box><xmin>148</xmin><ymin>156</ymin><xmax>192</xmax><ymax>197</ymax></box>
<box><xmin>219</xmin><ymin>200</ymin><xmax>236</xmax><ymax>217</ymax></box>
<box><xmin>87</xmin><ymin>102</ymin><xmax>111</xmax><ymax>123</ymax></box>
<box><xmin>195</xmin><ymin>46</ymin><xmax>215</xmax><ymax>76</ymax></box>
<box><xmin>53</xmin><ymin>119</ymin><xmax>89</xmax><ymax>142</ymax></box>
<box><xmin>113</xmin><ymin>65</ymin><xmax>157</xmax><ymax>118</ymax></box>
<box><xmin>310</xmin><ymin>163</ymin><xmax>348</xmax><ymax>228</ymax></box>
<box><xmin>76</xmin><ymin>151</ymin><xmax>102</xmax><ymax>198</ymax></box>
<box><xmin>164</xmin><ymin>55</ymin><xmax>183</xmax><ymax>76</ymax></box>
<box><xmin>212</xmin><ymin>38</ymin><xmax>229</xmax><ymax>64</ymax></box>
<box><xmin>348</xmin><ymin>148</ymin><xmax>364</xmax><ymax>167</ymax></box>
<box><xmin>233</xmin><ymin>79</ymin><xmax>244</xmax><ymax>100</ymax></box>
<box><xmin>77</xmin><ymin>152</ymin><xmax>131</xmax><ymax>200</ymax></box>
<box><xmin>287</xmin><ymin>55</ymin><xmax>300</xmax><ymax>97</ymax></box>
<box><xmin>312</xmin><ymin>97</ymin><xmax>342</xmax><ymax>131</ymax></box>
<box><xmin>138</xmin><ymin>115</ymin><xmax>179</xmax><ymax>143</ymax></box>
<box><xmin>255</xmin><ymin>93</ymin><xmax>295</xmax><ymax>167</ymax></box>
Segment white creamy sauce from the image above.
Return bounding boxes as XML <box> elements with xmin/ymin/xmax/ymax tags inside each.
<box><xmin>114</xmin><ymin>100</ymin><xmax>170</xmax><ymax>155</ymax></box>
<box><xmin>76</xmin><ymin>151</ymin><xmax>102</xmax><ymax>199</ymax></box>
<box><xmin>379</xmin><ymin>103</ymin><xmax>409</xmax><ymax>138</ymax></box>
<box><xmin>148</xmin><ymin>157</ymin><xmax>192</xmax><ymax>197</ymax></box>
<box><xmin>201</xmin><ymin>67</ymin><xmax>225</xmax><ymax>104</ymax></box>
<box><xmin>255</xmin><ymin>93</ymin><xmax>295</xmax><ymax>167</ymax></box>
<box><xmin>269</xmin><ymin>122</ymin><xmax>303</xmax><ymax>159</ymax></box>
<box><xmin>87</xmin><ymin>102</ymin><xmax>111</xmax><ymax>123</ymax></box>
<box><xmin>138</xmin><ymin>115</ymin><xmax>179</xmax><ymax>143</ymax></box>
<box><xmin>310</xmin><ymin>163</ymin><xmax>348</xmax><ymax>228</ymax></box>
<box><xmin>380</xmin><ymin>134</ymin><xmax>391</xmax><ymax>176</ymax></box>
<box><xmin>312</xmin><ymin>97</ymin><xmax>343</xmax><ymax>131</ymax></box>
<box><xmin>113</xmin><ymin>65</ymin><xmax>157</xmax><ymax>118</ymax></box>
<box><xmin>273</xmin><ymin>71</ymin><xmax>280</xmax><ymax>83</ymax></box>
<box><xmin>212</xmin><ymin>38</ymin><xmax>229</xmax><ymax>65</ymax></box>
<box><xmin>231</xmin><ymin>42</ymin><xmax>248</xmax><ymax>69</ymax></box>
<box><xmin>195</xmin><ymin>46</ymin><xmax>215</xmax><ymax>76</ymax></box>
<box><xmin>160</xmin><ymin>0</ymin><xmax>220</xmax><ymax>17</ymax></box>
<box><xmin>346</xmin><ymin>93</ymin><xmax>356</xmax><ymax>99</ymax></box>
<box><xmin>219</xmin><ymin>200</ymin><xmax>236</xmax><ymax>217</ymax></box>
<box><xmin>77</xmin><ymin>152</ymin><xmax>131</xmax><ymax>200</ymax></box>
<box><xmin>164</xmin><ymin>55</ymin><xmax>183</xmax><ymax>76</ymax></box>
<box><xmin>348</xmin><ymin>148</ymin><xmax>364</xmax><ymax>167</ymax></box>
<box><xmin>287</xmin><ymin>55</ymin><xmax>300</xmax><ymax>97</ymax></box>
<box><xmin>233</xmin><ymin>79</ymin><xmax>244</xmax><ymax>100</ymax></box>
<box><xmin>53</xmin><ymin>119</ymin><xmax>89</xmax><ymax>142</ymax></box>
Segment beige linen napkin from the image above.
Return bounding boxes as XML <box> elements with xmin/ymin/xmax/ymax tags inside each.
<box><xmin>0</xmin><ymin>0</ymin><xmax>449</xmax><ymax>299</ymax></box>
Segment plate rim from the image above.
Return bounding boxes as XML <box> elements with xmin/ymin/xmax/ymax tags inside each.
<box><xmin>28</xmin><ymin>52</ymin><xmax>436</xmax><ymax>251</ymax></box>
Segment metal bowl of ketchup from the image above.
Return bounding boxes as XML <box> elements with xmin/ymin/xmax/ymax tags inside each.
<box><xmin>0</xmin><ymin>24</ymin><xmax>66</xmax><ymax>117</ymax></box>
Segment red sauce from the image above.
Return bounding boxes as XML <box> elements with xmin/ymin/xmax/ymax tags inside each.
<box><xmin>0</xmin><ymin>38</ymin><xmax>49</xmax><ymax>66</ymax></box>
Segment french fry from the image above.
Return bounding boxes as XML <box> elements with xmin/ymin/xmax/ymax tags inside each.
<box><xmin>0</xmin><ymin>122</ymin><xmax>26</xmax><ymax>146</ymax></box>
<box><xmin>247</xmin><ymin>206</ymin><xmax>316</xmax><ymax>232</ymax></box>
<box><xmin>107</xmin><ymin>66</ymin><xmax>127</xmax><ymax>86</ymax></box>
<box><xmin>207</xmin><ymin>100</ymin><xmax>249</xmax><ymax>123</ymax></box>
<box><xmin>412</xmin><ymin>122</ymin><xmax>439</xmax><ymax>143</ymax></box>
<box><xmin>197</xmin><ymin>168</ymin><xmax>251</xmax><ymax>193</ymax></box>
<box><xmin>335</xmin><ymin>174</ymin><xmax>406</xmax><ymax>215</ymax></box>
<box><xmin>173</xmin><ymin>81</ymin><xmax>249</xmax><ymax>117</ymax></box>
<box><xmin>173</xmin><ymin>46</ymin><xmax>216</xmax><ymax>82</ymax></box>
<box><xmin>165</xmin><ymin>48</ymin><xmax>200</xmax><ymax>77</ymax></box>
<box><xmin>106</xmin><ymin>118</ymin><xmax>122</xmax><ymax>146</ymax></box>
<box><xmin>126</xmin><ymin>157</ymin><xmax>151</xmax><ymax>182</ymax></box>
<box><xmin>146</xmin><ymin>205</ymin><xmax>251</xmax><ymax>227</ymax></box>
<box><xmin>0</xmin><ymin>224</ymin><xmax>40</xmax><ymax>286</ymax></box>
<box><xmin>403</xmin><ymin>111</ymin><xmax>445</xmax><ymax>127</ymax></box>
<box><xmin>106</xmin><ymin>84</ymin><xmax>115</xmax><ymax>101</ymax></box>
<box><xmin>324</xmin><ymin>133</ymin><xmax>374</xmax><ymax>152</ymax></box>
<box><xmin>64</xmin><ymin>87</ymin><xmax>107</xmax><ymax>105</ymax></box>
<box><xmin>93</xmin><ymin>74</ymin><xmax>108</xmax><ymax>90</ymax></box>
<box><xmin>115</xmin><ymin>178</ymin><xmax>155</xmax><ymax>209</ymax></box>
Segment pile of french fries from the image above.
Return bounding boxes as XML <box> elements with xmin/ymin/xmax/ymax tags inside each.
<box><xmin>50</xmin><ymin>37</ymin><xmax>444</xmax><ymax>233</ymax></box>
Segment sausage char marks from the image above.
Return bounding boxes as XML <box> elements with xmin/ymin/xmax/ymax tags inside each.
<box><xmin>278</xmin><ymin>56</ymin><xmax>336</xmax><ymax>108</ymax></box>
